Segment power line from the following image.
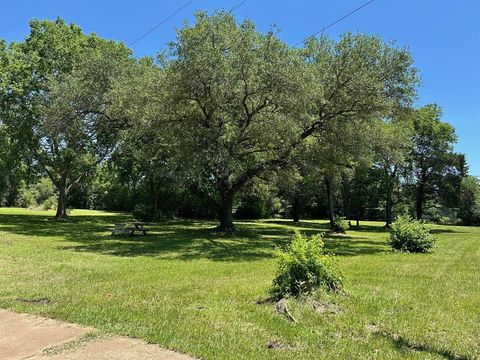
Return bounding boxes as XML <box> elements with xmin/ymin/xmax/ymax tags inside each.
<box><xmin>230</xmin><ymin>0</ymin><xmax>248</xmax><ymax>12</ymax></box>
<box><xmin>128</xmin><ymin>0</ymin><xmax>195</xmax><ymax>47</ymax></box>
<box><xmin>293</xmin><ymin>0</ymin><xmax>376</xmax><ymax>47</ymax></box>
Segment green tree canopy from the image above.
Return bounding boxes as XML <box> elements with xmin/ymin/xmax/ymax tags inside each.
<box><xmin>161</xmin><ymin>11</ymin><xmax>418</xmax><ymax>230</ymax></box>
<box><xmin>3</xmin><ymin>19</ymin><xmax>132</xmax><ymax>218</ymax></box>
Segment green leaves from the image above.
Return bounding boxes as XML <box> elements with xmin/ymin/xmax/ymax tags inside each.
<box><xmin>1</xmin><ymin>12</ymin><xmax>421</xmax><ymax>224</ymax></box>
<box><xmin>272</xmin><ymin>231</ymin><xmax>343</xmax><ymax>297</ymax></box>
<box><xmin>387</xmin><ymin>215</ymin><xmax>437</xmax><ymax>252</ymax></box>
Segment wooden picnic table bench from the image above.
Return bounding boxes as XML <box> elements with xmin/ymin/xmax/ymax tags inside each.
<box><xmin>111</xmin><ymin>221</ymin><xmax>148</xmax><ymax>236</ymax></box>
<box><xmin>131</xmin><ymin>221</ymin><xmax>148</xmax><ymax>235</ymax></box>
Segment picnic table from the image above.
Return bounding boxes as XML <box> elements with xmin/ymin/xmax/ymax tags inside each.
<box><xmin>111</xmin><ymin>221</ymin><xmax>148</xmax><ymax>236</ymax></box>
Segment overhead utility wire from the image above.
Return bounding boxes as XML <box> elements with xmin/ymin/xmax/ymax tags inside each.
<box><xmin>128</xmin><ymin>0</ymin><xmax>195</xmax><ymax>46</ymax></box>
<box><xmin>293</xmin><ymin>0</ymin><xmax>376</xmax><ymax>47</ymax></box>
<box><xmin>230</xmin><ymin>0</ymin><xmax>248</xmax><ymax>12</ymax></box>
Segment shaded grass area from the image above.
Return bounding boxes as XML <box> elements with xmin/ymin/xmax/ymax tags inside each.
<box><xmin>0</xmin><ymin>208</ymin><xmax>479</xmax><ymax>359</ymax></box>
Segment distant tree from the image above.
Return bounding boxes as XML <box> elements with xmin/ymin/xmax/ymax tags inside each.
<box><xmin>308</xmin><ymin>118</ymin><xmax>375</xmax><ymax>231</ymax></box>
<box><xmin>458</xmin><ymin>176</ymin><xmax>480</xmax><ymax>225</ymax></box>
<box><xmin>342</xmin><ymin>165</ymin><xmax>376</xmax><ymax>227</ymax></box>
<box><xmin>408</xmin><ymin>105</ymin><xmax>462</xmax><ymax>220</ymax></box>
<box><xmin>275</xmin><ymin>145</ymin><xmax>319</xmax><ymax>223</ymax></box>
<box><xmin>372</xmin><ymin>118</ymin><xmax>412</xmax><ymax>227</ymax></box>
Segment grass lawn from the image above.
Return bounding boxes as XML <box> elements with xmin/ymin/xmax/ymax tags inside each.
<box><xmin>0</xmin><ymin>208</ymin><xmax>478</xmax><ymax>359</ymax></box>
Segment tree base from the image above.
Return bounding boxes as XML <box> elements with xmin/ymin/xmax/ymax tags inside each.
<box><xmin>214</xmin><ymin>225</ymin><xmax>236</xmax><ymax>233</ymax></box>
<box><xmin>329</xmin><ymin>227</ymin><xmax>346</xmax><ymax>234</ymax></box>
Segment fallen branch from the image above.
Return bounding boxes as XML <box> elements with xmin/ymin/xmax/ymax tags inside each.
<box><xmin>275</xmin><ymin>298</ymin><xmax>297</xmax><ymax>323</ymax></box>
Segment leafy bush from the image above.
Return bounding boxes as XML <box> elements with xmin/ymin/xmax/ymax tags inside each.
<box><xmin>387</xmin><ymin>215</ymin><xmax>436</xmax><ymax>253</ymax></box>
<box><xmin>17</xmin><ymin>178</ymin><xmax>57</xmax><ymax>209</ymax></box>
<box><xmin>332</xmin><ymin>217</ymin><xmax>349</xmax><ymax>233</ymax></box>
<box><xmin>437</xmin><ymin>216</ymin><xmax>452</xmax><ymax>225</ymax></box>
<box><xmin>17</xmin><ymin>182</ymin><xmax>38</xmax><ymax>208</ymax></box>
<box><xmin>272</xmin><ymin>232</ymin><xmax>343</xmax><ymax>297</ymax></box>
<box><xmin>42</xmin><ymin>197</ymin><xmax>57</xmax><ymax>210</ymax></box>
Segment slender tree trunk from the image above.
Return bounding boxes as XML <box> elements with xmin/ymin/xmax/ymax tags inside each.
<box><xmin>325</xmin><ymin>175</ymin><xmax>335</xmax><ymax>231</ymax></box>
<box><xmin>385</xmin><ymin>193</ymin><xmax>393</xmax><ymax>228</ymax></box>
<box><xmin>292</xmin><ymin>192</ymin><xmax>300</xmax><ymax>222</ymax></box>
<box><xmin>55</xmin><ymin>179</ymin><xmax>68</xmax><ymax>220</ymax></box>
<box><xmin>416</xmin><ymin>170</ymin><xmax>427</xmax><ymax>220</ymax></box>
<box><xmin>149</xmin><ymin>174</ymin><xmax>159</xmax><ymax>217</ymax></box>
<box><xmin>385</xmin><ymin>176</ymin><xmax>393</xmax><ymax>228</ymax></box>
<box><xmin>356</xmin><ymin>212</ymin><xmax>360</xmax><ymax>227</ymax></box>
<box><xmin>218</xmin><ymin>191</ymin><xmax>235</xmax><ymax>232</ymax></box>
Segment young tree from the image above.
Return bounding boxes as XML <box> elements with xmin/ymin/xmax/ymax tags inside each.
<box><xmin>165</xmin><ymin>12</ymin><xmax>417</xmax><ymax>231</ymax></box>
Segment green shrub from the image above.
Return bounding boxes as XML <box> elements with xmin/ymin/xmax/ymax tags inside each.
<box><xmin>332</xmin><ymin>217</ymin><xmax>348</xmax><ymax>233</ymax></box>
<box><xmin>387</xmin><ymin>215</ymin><xmax>436</xmax><ymax>253</ymax></box>
<box><xmin>17</xmin><ymin>182</ymin><xmax>38</xmax><ymax>208</ymax></box>
<box><xmin>437</xmin><ymin>216</ymin><xmax>452</xmax><ymax>225</ymax></box>
<box><xmin>17</xmin><ymin>178</ymin><xmax>57</xmax><ymax>210</ymax></box>
<box><xmin>42</xmin><ymin>196</ymin><xmax>57</xmax><ymax>210</ymax></box>
<box><xmin>272</xmin><ymin>232</ymin><xmax>343</xmax><ymax>297</ymax></box>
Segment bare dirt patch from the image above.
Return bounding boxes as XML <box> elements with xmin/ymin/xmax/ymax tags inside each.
<box><xmin>266</xmin><ymin>339</ymin><xmax>299</xmax><ymax>351</ymax></box>
<box><xmin>311</xmin><ymin>300</ymin><xmax>341</xmax><ymax>314</ymax></box>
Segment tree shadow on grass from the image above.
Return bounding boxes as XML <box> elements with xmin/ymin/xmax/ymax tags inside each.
<box><xmin>263</xmin><ymin>220</ymin><xmax>392</xmax><ymax>234</ymax></box>
<box><xmin>376</xmin><ymin>331</ymin><xmax>469</xmax><ymax>360</ymax></box>
<box><xmin>429</xmin><ymin>228</ymin><xmax>459</xmax><ymax>234</ymax></box>
<box><xmin>261</xmin><ymin>220</ymin><xmax>331</xmax><ymax>231</ymax></box>
<box><xmin>0</xmin><ymin>213</ymin><xmax>387</xmax><ymax>261</ymax></box>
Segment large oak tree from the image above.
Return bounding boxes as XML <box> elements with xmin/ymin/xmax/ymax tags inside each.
<box><xmin>164</xmin><ymin>11</ymin><xmax>418</xmax><ymax>231</ymax></box>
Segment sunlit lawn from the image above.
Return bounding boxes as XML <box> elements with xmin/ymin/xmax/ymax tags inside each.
<box><xmin>0</xmin><ymin>208</ymin><xmax>478</xmax><ymax>359</ymax></box>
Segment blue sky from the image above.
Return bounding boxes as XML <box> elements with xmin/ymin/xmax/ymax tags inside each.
<box><xmin>2</xmin><ymin>0</ymin><xmax>479</xmax><ymax>175</ymax></box>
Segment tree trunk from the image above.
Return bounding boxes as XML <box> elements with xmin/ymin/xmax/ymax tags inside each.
<box><xmin>292</xmin><ymin>193</ymin><xmax>300</xmax><ymax>222</ymax></box>
<box><xmin>149</xmin><ymin>174</ymin><xmax>159</xmax><ymax>218</ymax></box>
<box><xmin>218</xmin><ymin>191</ymin><xmax>235</xmax><ymax>232</ymax></box>
<box><xmin>356</xmin><ymin>212</ymin><xmax>360</xmax><ymax>227</ymax></box>
<box><xmin>325</xmin><ymin>175</ymin><xmax>335</xmax><ymax>231</ymax></box>
<box><xmin>385</xmin><ymin>175</ymin><xmax>393</xmax><ymax>228</ymax></box>
<box><xmin>55</xmin><ymin>180</ymin><xmax>68</xmax><ymax>220</ymax></box>
<box><xmin>385</xmin><ymin>193</ymin><xmax>393</xmax><ymax>228</ymax></box>
<box><xmin>416</xmin><ymin>181</ymin><xmax>425</xmax><ymax>220</ymax></box>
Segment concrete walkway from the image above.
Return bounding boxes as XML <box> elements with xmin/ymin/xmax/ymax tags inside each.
<box><xmin>0</xmin><ymin>309</ymin><xmax>194</xmax><ymax>360</ymax></box>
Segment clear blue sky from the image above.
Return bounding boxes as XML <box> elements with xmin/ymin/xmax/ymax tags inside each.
<box><xmin>2</xmin><ymin>0</ymin><xmax>479</xmax><ymax>175</ymax></box>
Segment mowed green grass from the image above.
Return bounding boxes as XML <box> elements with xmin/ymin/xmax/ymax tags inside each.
<box><xmin>0</xmin><ymin>208</ymin><xmax>478</xmax><ymax>359</ymax></box>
